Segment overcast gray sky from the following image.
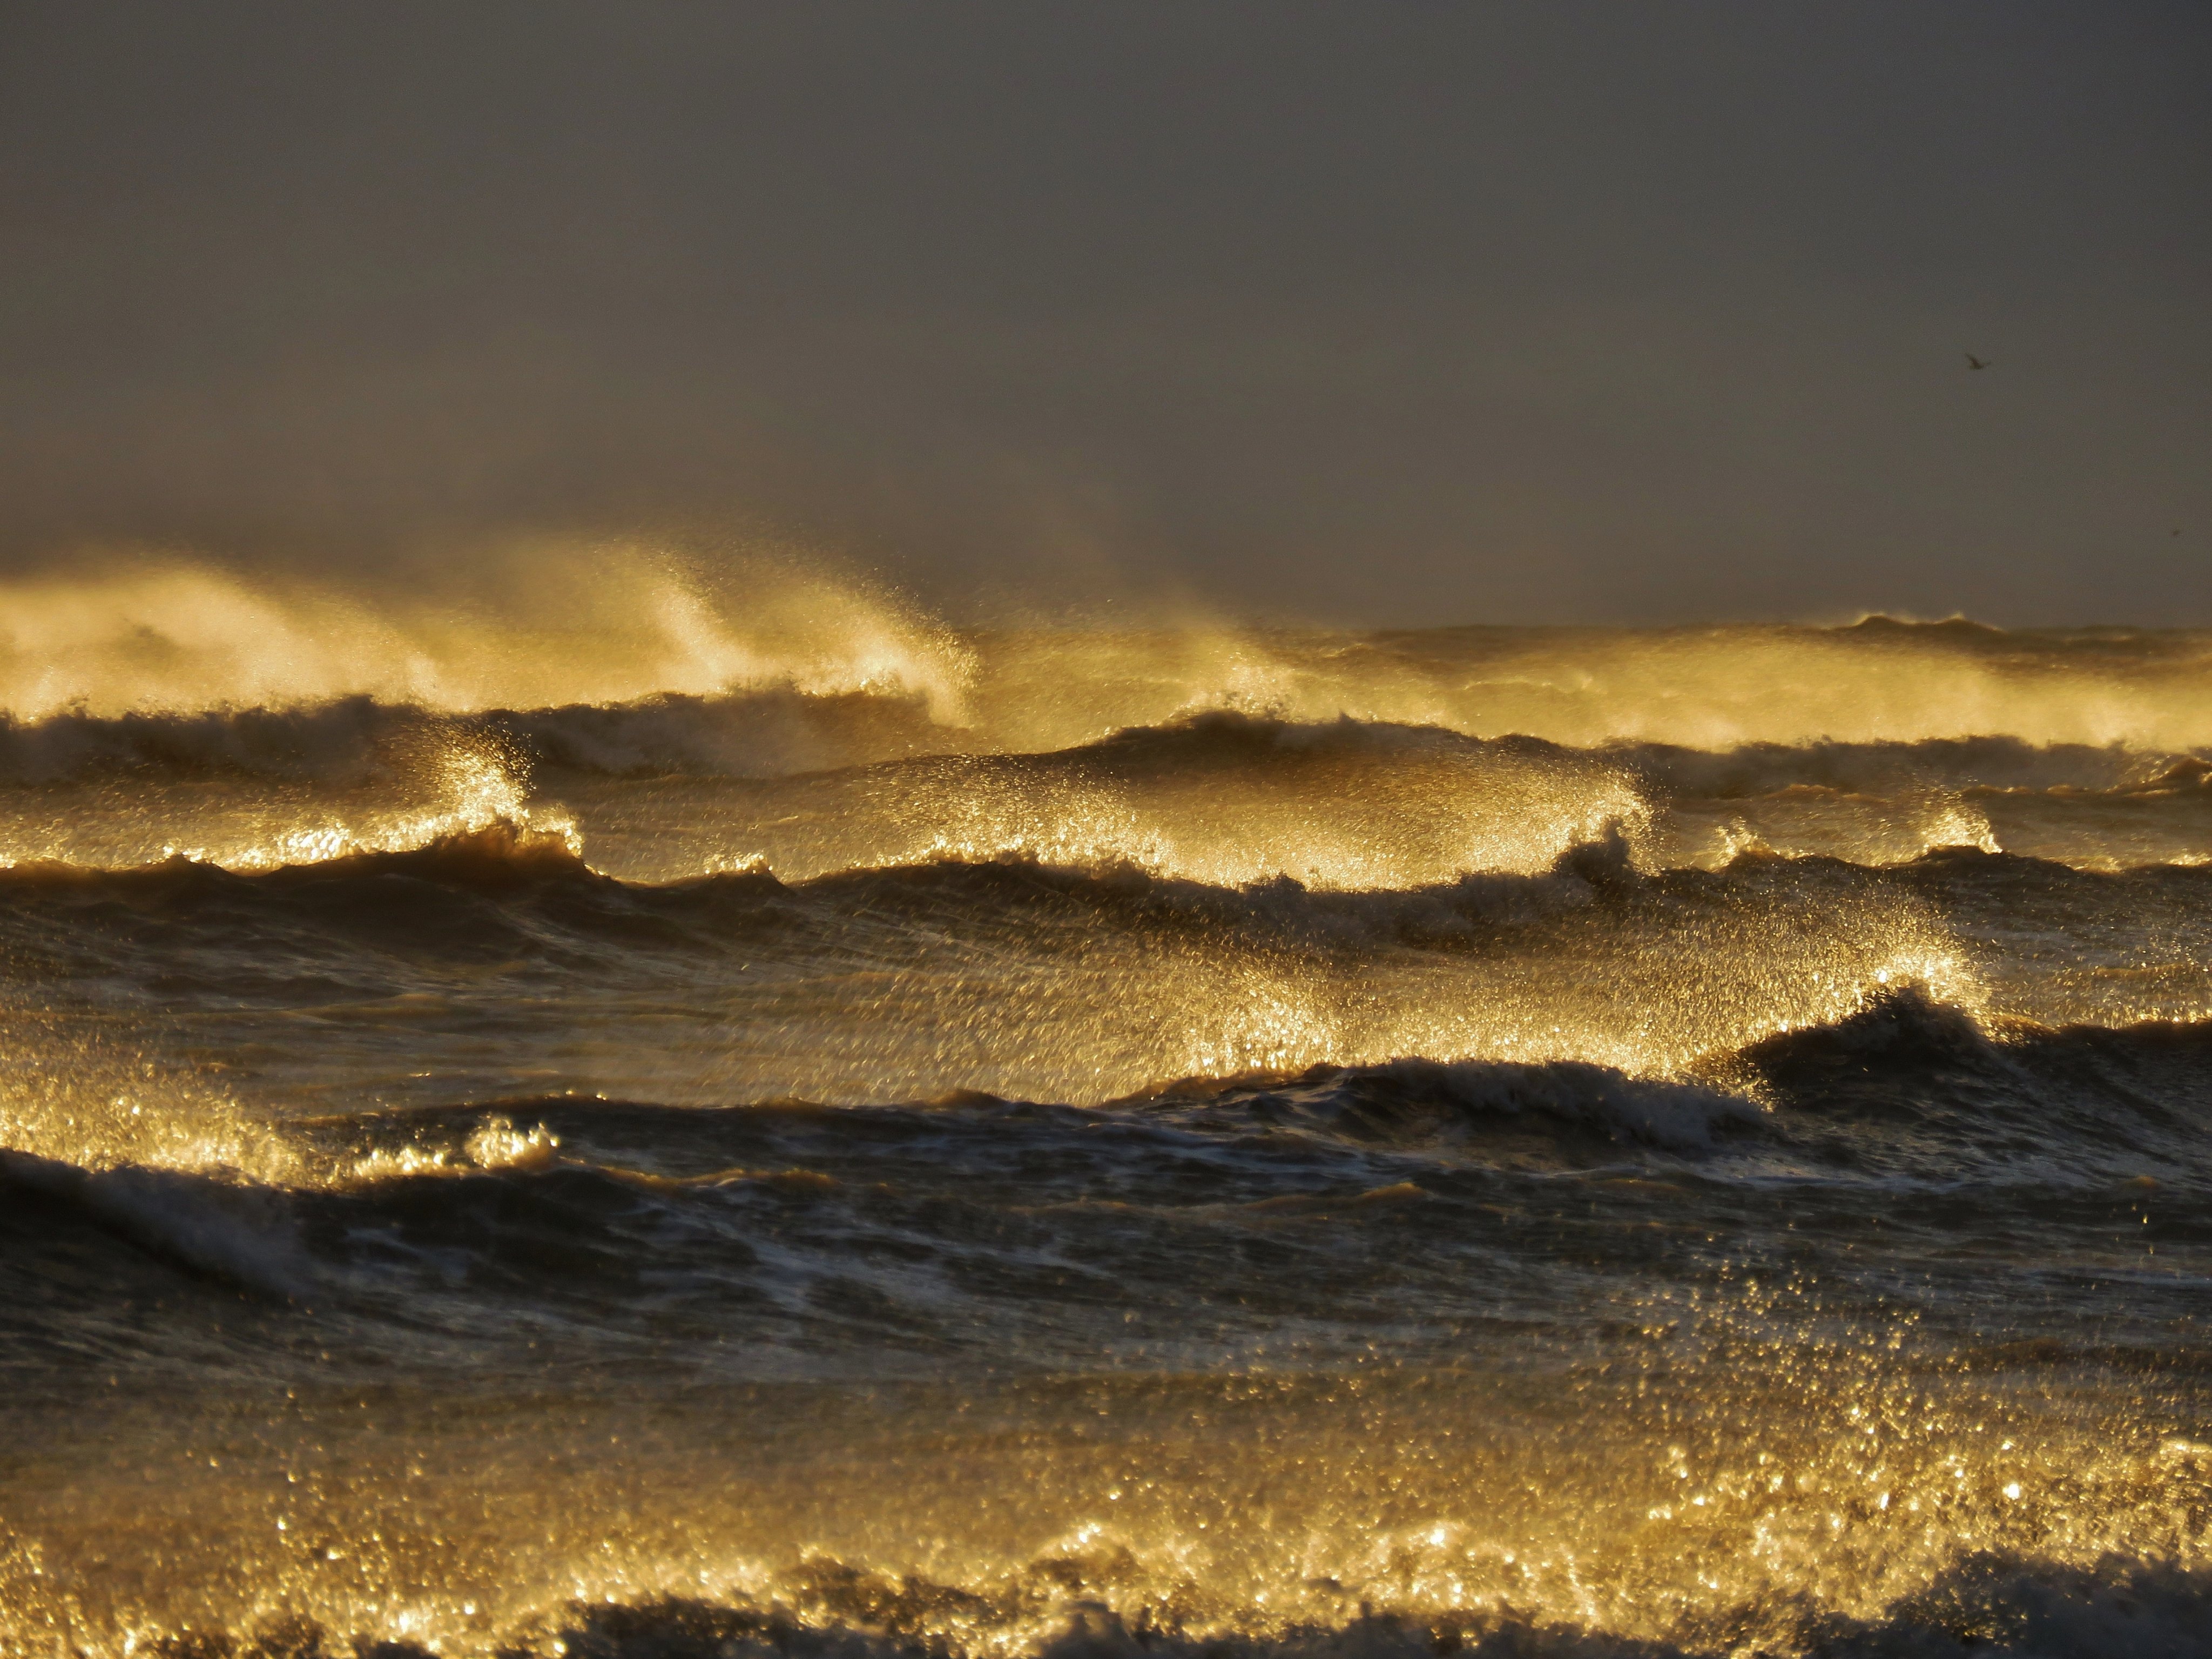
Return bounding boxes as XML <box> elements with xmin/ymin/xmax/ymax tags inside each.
<box><xmin>2</xmin><ymin>1</ymin><xmax>2207</xmax><ymax>624</ymax></box>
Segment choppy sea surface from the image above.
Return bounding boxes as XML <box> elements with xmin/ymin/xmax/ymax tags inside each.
<box><xmin>5</xmin><ymin>576</ymin><xmax>2211</xmax><ymax>1658</ymax></box>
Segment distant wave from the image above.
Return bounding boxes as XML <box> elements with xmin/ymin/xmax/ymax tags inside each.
<box><xmin>0</xmin><ymin>687</ymin><xmax>957</xmax><ymax>785</ymax></box>
<box><xmin>7</xmin><ymin>703</ymin><xmax>2212</xmax><ymax>899</ymax></box>
<box><xmin>0</xmin><ymin>817</ymin><xmax>609</xmax><ymax>891</ymax></box>
<box><xmin>1603</xmin><ymin>733</ymin><xmax>2203</xmax><ymax>800</ymax></box>
<box><xmin>6</xmin><ymin>695</ymin><xmax>2211</xmax><ymax>792</ymax></box>
<box><xmin>5</xmin><ymin>703</ymin><xmax>2208</xmax><ymax>888</ymax></box>
<box><xmin>5</xmin><ymin>810</ymin><xmax>2209</xmax><ymax>912</ymax></box>
<box><xmin>0</xmin><ymin>819</ymin><xmax>1678</xmax><ymax>956</ymax></box>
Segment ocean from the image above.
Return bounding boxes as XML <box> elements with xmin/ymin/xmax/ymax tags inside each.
<box><xmin>4</xmin><ymin>588</ymin><xmax>2210</xmax><ymax>1658</ymax></box>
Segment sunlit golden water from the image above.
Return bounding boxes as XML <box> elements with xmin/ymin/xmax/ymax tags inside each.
<box><xmin>9</xmin><ymin>1362</ymin><xmax>2208</xmax><ymax>1659</ymax></box>
<box><xmin>3</xmin><ymin>562</ymin><xmax>2210</xmax><ymax>1656</ymax></box>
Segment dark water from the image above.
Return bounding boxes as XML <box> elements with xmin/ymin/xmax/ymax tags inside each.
<box><xmin>4</xmin><ymin>613</ymin><xmax>2211</xmax><ymax>1658</ymax></box>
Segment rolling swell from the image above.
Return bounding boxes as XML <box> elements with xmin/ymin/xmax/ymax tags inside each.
<box><xmin>0</xmin><ymin>817</ymin><xmax>1628</xmax><ymax>936</ymax></box>
<box><xmin>0</xmin><ymin>697</ymin><xmax>1599</xmax><ymax>786</ymax></box>
<box><xmin>6</xmin><ymin>995</ymin><xmax>2208</xmax><ymax>1358</ymax></box>
<box><xmin>9</xmin><ymin>821</ymin><xmax>2210</xmax><ymax>1116</ymax></box>
<box><xmin>4</xmin><ymin>814</ymin><xmax>2209</xmax><ymax>943</ymax></box>
<box><xmin>0</xmin><ymin>687</ymin><xmax>954</xmax><ymax>785</ymax></box>
<box><xmin>4</xmin><ymin>703</ymin><xmax>2210</xmax><ymax>895</ymax></box>
<box><xmin>5</xmin><ymin>693</ymin><xmax>2207</xmax><ymax>794</ymax></box>
<box><xmin>1602</xmin><ymin>733</ymin><xmax>2207</xmax><ymax>795</ymax></box>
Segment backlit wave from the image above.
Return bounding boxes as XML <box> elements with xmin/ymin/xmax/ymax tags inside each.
<box><xmin>0</xmin><ymin>548</ymin><xmax>972</xmax><ymax>723</ymax></box>
<box><xmin>2</xmin><ymin>707</ymin><xmax>2209</xmax><ymax>883</ymax></box>
<box><xmin>4</xmin><ymin>557</ymin><xmax>2212</xmax><ymax>752</ymax></box>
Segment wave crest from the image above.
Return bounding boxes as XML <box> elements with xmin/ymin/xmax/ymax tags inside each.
<box><xmin>0</xmin><ymin>549</ymin><xmax>972</xmax><ymax>724</ymax></box>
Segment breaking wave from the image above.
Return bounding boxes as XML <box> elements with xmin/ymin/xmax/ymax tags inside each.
<box><xmin>0</xmin><ymin>551</ymin><xmax>974</xmax><ymax>724</ymax></box>
<box><xmin>8</xmin><ymin>987</ymin><xmax>2209</xmax><ymax>1323</ymax></box>
<box><xmin>1</xmin><ymin>810</ymin><xmax>2207</xmax><ymax>927</ymax></box>
<box><xmin>5</xmin><ymin>696</ymin><xmax>2211</xmax><ymax>886</ymax></box>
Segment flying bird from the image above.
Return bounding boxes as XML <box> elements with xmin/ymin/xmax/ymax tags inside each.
<box><xmin>1964</xmin><ymin>352</ymin><xmax>1991</xmax><ymax>370</ymax></box>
